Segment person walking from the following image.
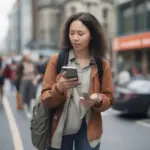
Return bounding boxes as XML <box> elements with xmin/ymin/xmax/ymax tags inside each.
<box><xmin>20</xmin><ymin>53</ymin><xmax>36</xmax><ymax>119</ymax></box>
<box><xmin>0</xmin><ymin>56</ymin><xmax>4</xmax><ymax>104</ymax></box>
<box><xmin>41</xmin><ymin>12</ymin><xmax>114</xmax><ymax>150</ymax></box>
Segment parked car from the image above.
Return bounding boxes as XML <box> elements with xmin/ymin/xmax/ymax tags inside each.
<box><xmin>112</xmin><ymin>80</ymin><xmax>150</xmax><ymax>117</ymax></box>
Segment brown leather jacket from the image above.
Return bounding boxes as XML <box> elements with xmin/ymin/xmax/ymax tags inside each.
<box><xmin>41</xmin><ymin>53</ymin><xmax>114</xmax><ymax>142</ymax></box>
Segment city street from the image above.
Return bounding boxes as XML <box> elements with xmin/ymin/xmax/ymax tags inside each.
<box><xmin>0</xmin><ymin>81</ymin><xmax>150</xmax><ymax>150</ymax></box>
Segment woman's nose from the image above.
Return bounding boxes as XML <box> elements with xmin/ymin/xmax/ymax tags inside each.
<box><xmin>73</xmin><ymin>35</ymin><xmax>79</xmax><ymax>41</ymax></box>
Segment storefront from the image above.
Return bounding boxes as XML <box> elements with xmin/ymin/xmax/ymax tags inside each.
<box><xmin>112</xmin><ymin>32</ymin><xmax>150</xmax><ymax>76</ymax></box>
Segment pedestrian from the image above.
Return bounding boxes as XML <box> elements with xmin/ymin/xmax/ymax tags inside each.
<box><xmin>0</xmin><ymin>56</ymin><xmax>4</xmax><ymax>104</ymax></box>
<box><xmin>41</xmin><ymin>12</ymin><xmax>114</xmax><ymax>150</ymax></box>
<box><xmin>9</xmin><ymin>59</ymin><xmax>17</xmax><ymax>91</ymax></box>
<box><xmin>14</xmin><ymin>59</ymin><xmax>24</xmax><ymax>110</ymax></box>
<box><xmin>31</xmin><ymin>54</ymin><xmax>47</xmax><ymax>112</ymax></box>
<box><xmin>20</xmin><ymin>53</ymin><xmax>37</xmax><ymax>119</ymax></box>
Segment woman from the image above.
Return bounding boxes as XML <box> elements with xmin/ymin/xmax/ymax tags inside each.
<box><xmin>20</xmin><ymin>53</ymin><xmax>36</xmax><ymax>118</ymax></box>
<box><xmin>41</xmin><ymin>12</ymin><xmax>114</xmax><ymax>150</ymax></box>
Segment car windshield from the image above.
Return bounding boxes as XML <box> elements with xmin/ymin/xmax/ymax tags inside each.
<box><xmin>127</xmin><ymin>80</ymin><xmax>150</xmax><ymax>93</ymax></box>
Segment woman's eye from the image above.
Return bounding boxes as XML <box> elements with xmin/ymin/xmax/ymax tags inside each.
<box><xmin>79</xmin><ymin>34</ymin><xmax>83</xmax><ymax>36</ymax></box>
<box><xmin>78</xmin><ymin>32</ymin><xmax>84</xmax><ymax>36</ymax></box>
<box><xmin>69</xmin><ymin>32</ymin><xmax>74</xmax><ymax>35</ymax></box>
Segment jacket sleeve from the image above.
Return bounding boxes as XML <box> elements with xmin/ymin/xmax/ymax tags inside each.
<box><xmin>40</xmin><ymin>54</ymin><xmax>67</xmax><ymax>108</ymax></box>
<box><xmin>92</xmin><ymin>59</ymin><xmax>114</xmax><ymax>112</ymax></box>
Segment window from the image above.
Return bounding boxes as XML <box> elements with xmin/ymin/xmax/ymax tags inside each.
<box><xmin>135</xmin><ymin>3</ymin><xmax>147</xmax><ymax>31</ymax></box>
<box><xmin>147</xmin><ymin>1</ymin><xmax>150</xmax><ymax>30</ymax></box>
<box><xmin>40</xmin><ymin>29</ymin><xmax>45</xmax><ymax>41</ymax></box>
<box><xmin>71</xmin><ymin>6</ymin><xmax>77</xmax><ymax>15</ymax></box>
<box><xmin>103</xmin><ymin>8</ymin><xmax>108</xmax><ymax>19</ymax></box>
<box><xmin>122</xmin><ymin>7</ymin><xmax>133</xmax><ymax>34</ymax></box>
<box><xmin>103</xmin><ymin>22</ymin><xmax>108</xmax><ymax>32</ymax></box>
<box><xmin>135</xmin><ymin>50</ymin><xmax>142</xmax><ymax>69</ymax></box>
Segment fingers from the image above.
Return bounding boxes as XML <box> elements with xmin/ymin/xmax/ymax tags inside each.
<box><xmin>79</xmin><ymin>99</ymin><xmax>96</xmax><ymax>108</ymax></box>
<box><xmin>62</xmin><ymin>71</ymin><xmax>67</xmax><ymax>77</ymax></box>
<box><xmin>64</xmin><ymin>81</ymin><xmax>80</xmax><ymax>88</ymax></box>
<box><xmin>67</xmin><ymin>77</ymin><xmax>78</xmax><ymax>81</ymax></box>
<box><xmin>59</xmin><ymin>72</ymin><xmax>80</xmax><ymax>90</ymax></box>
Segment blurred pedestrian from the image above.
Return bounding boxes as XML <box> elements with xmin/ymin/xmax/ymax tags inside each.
<box><xmin>0</xmin><ymin>56</ymin><xmax>4</xmax><ymax>104</ymax></box>
<box><xmin>31</xmin><ymin>54</ymin><xmax>47</xmax><ymax>112</ymax></box>
<box><xmin>20</xmin><ymin>53</ymin><xmax>37</xmax><ymax>119</ymax></box>
<box><xmin>9</xmin><ymin>59</ymin><xmax>17</xmax><ymax>91</ymax></box>
<box><xmin>14</xmin><ymin>59</ymin><xmax>24</xmax><ymax>110</ymax></box>
<box><xmin>130</xmin><ymin>67</ymin><xmax>144</xmax><ymax>80</ymax></box>
<box><xmin>118</xmin><ymin>70</ymin><xmax>131</xmax><ymax>85</ymax></box>
<box><xmin>41</xmin><ymin>13</ymin><xmax>114</xmax><ymax>150</ymax></box>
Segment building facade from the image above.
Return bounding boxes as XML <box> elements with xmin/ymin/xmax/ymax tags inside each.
<box><xmin>112</xmin><ymin>0</ymin><xmax>150</xmax><ymax>76</ymax></box>
<box><xmin>20</xmin><ymin>0</ymin><xmax>33</xmax><ymax>52</ymax></box>
<box><xmin>7</xmin><ymin>1</ymin><xmax>20</xmax><ymax>54</ymax></box>
<box><xmin>37</xmin><ymin>0</ymin><xmax>65</xmax><ymax>48</ymax></box>
<box><xmin>37</xmin><ymin>0</ymin><xmax>116</xmax><ymax>62</ymax></box>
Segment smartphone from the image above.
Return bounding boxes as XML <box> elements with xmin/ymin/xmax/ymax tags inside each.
<box><xmin>61</xmin><ymin>66</ymin><xmax>78</xmax><ymax>79</ymax></box>
<box><xmin>82</xmin><ymin>92</ymin><xmax>90</xmax><ymax>100</ymax></box>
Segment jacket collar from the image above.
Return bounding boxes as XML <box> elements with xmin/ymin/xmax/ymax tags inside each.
<box><xmin>91</xmin><ymin>64</ymin><xmax>98</xmax><ymax>81</ymax></box>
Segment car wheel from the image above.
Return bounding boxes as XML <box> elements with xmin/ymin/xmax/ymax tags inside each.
<box><xmin>146</xmin><ymin>104</ymin><xmax>150</xmax><ymax>118</ymax></box>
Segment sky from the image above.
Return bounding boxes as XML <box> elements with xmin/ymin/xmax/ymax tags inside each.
<box><xmin>0</xmin><ymin>0</ymin><xmax>15</xmax><ymax>43</ymax></box>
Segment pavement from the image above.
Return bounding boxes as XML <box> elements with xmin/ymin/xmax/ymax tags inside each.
<box><xmin>0</xmin><ymin>80</ymin><xmax>150</xmax><ymax>150</ymax></box>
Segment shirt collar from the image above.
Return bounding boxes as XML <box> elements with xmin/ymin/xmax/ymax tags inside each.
<box><xmin>68</xmin><ymin>50</ymin><xmax>76</xmax><ymax>61</ymax></box>
<box><xmin>68</xmin><ymin>50</ymin><xmax>96</xmax><ymax>65</ymax></box>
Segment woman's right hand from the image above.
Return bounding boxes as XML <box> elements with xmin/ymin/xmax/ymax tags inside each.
<box><xmin>56</xmin><ymin>71</ymin><xmax>80</xmax><ymax>93</ymax></box>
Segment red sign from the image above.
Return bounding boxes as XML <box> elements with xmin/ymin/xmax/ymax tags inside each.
<box><xmin>112</xmin><ymin>32</ymin><xmax>150</xmax><ymax>51</ymax></box>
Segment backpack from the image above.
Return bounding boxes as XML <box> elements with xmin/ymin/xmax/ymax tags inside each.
<box><xmin>30</xmin><ymin>50</ymin><xmax>103</xmax><ymax>150</ymax></box>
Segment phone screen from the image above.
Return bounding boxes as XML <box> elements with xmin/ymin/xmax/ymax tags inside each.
<box><xmin>62</xmin><ymin>66</ymin><xmax>78</xmax><ymax>79</ymax></box>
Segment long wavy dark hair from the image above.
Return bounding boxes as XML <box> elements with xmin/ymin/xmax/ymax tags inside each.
<box><xmin>60</xmin><ymin>12</ymin><xmax>108</xmax><ymax>58</ymax></box>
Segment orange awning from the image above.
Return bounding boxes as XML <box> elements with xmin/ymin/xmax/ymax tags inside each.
<box><xmin>112</xmin><ymin>32</ymin><xmax>150</xmax><ymax>51</ymax></box>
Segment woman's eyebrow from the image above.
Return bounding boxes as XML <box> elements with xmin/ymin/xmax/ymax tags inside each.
<box><xmin>70</xmin><ymin>29</ymin><xmax>84</xmax><ymax>32</ymax></box>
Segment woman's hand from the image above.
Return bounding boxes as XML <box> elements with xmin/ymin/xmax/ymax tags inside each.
<box><xmin>80</xmin><ymin>93</ymin><xmax>101</xmax><ymax>108</ymax></box>
<box><xmin>90</xmin><ymin>93</ymin><xmax>99</xmax><ymax>102</ymax></box>
<box><xmin>56</xmin><ymin>71</ymin><xmax>80</xmax><ymax>93</ymax></box>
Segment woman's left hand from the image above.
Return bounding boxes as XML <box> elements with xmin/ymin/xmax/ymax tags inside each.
<box><xmin>79</xmin><ymin>93</ymin><xmax>98</xmax><ymax>108</ymax></box>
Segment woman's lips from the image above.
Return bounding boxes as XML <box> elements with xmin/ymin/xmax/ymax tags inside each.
<box><xmin>72</xmin><ymin>43</ymin><xmax>80</xmax><ymax>47</ymax></box>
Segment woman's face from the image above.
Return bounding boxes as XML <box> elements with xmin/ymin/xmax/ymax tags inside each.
<box><xmin>24</xmin><ymin>54</ymin><xmax>31</xmax><ymax>62</ymax></box>
<box><xmin>69</xmin><ymin>20</ymin><xmax>91</xmax><ymax>52</ymax></box>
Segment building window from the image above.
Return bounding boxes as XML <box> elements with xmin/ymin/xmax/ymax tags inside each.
<box><xmin>103</xmin><ymin>8</ymin><xmax>108</xmax><ymax>20</ymax></box>
<box><xmin>40</xmin><ymin>29</ymin><xmax>45</xmax><ymax>41</ymax></box>
<box><xmin>122</xmin><ymin>7</ymin><xmax>133</xmax><ymax>34</ymax></box>
<box><xmin>103</xmin><ymin>22</ymin><xmax>108</xmax><ymax>32</ymax></box>
<box><xmin>71</xmin><ymin>6</ymin><xmax>77</xmax><ymax>15</ymax></box>
<box><xmin>135</xmin><ymin>3</ymin><xmax>147</xmax><ymax>32</ymax></box>
<box><xmin>147</xmin><ymin>1</ymin><xmax>150</xmax><ymax>30</ymax></box>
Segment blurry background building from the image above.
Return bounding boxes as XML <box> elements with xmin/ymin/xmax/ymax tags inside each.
<box><xmin>113</xmin><ymin>0</ymin><xmax>150</xmax><ymax>77</ymax></box>
<box><xmin>5</xmin><ymin>0</ymin><xmax>33</xmax><ymax>54</ymax></box>
<box><xmin>37</xmin><ymin>0</ymin><xmax>65</xmax><ymax>49</ymax></box>
<box><xmin>5</xmin><ymin>0</ymin><xmax>117</xmax><ymax>67</ymax></box>
<box><xmin>20</xmin><ymin>0</ymin><xmax>33</xmax><ymax>52</ymax></box>
<box><xmin>37</xmin><ymin>0</ymin><xmax>117</xmax><ymax>63</ymax></box>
